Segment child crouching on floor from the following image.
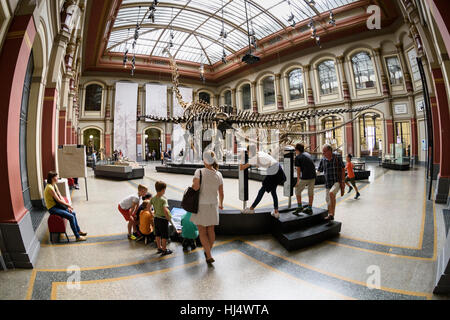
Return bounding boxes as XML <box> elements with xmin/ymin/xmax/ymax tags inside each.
<box><xmin>135</xmin><ymin>192</ymin><xmax>153</xmax><ymax>241</ymax></box>
<box><xmin>118</xmin><ymin>184</ymin><xmax>148</xmax><ymax>240</ymax></box>
<box><xmin>138</xmin><ymin>200</ymin><xmax>155</xmax><ymax>244</ymax></box>
<box><xmin>150</xmin><ymin>181</ymin><xmax>173</xmax><ymax>256</ymax></box>
<box><xmin>181</xmin><ymin>211</ymin><xmax>199</xmax><ymax>252</ymax></box>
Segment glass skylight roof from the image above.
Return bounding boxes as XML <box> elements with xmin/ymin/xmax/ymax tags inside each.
<box><xmin>107</xmin><ymin>0</ymin><xmax>360</xmax><ymax>65</ymax></box>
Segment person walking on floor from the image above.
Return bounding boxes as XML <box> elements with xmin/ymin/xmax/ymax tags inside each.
<box><xmin>317</xmin><ymin>144</ymin><xmax>345</xmax><ymax>223</ymax></box>
<box><xmin>345</xmin><ymin>154</ymin><xmax>361</xmax><ymax>199</ymax></box>
<box><xmin>190</xmin><ymin>151</ymin><xmax>224</xmax><ymax>265</ymax></box>
<box><xmin>240</xmin><ymin>146</ymin><xmax>286</xmax><ymax>219</ymax></box>
<box><xmin>294</xmin><ymin>143</ymin><xmax>316</xmax><ymax>215</ymax></box>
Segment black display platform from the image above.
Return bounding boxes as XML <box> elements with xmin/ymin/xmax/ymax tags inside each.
<box><xmin>94</xmin><ymin>166</ymin><xmax>145</xmax><ymax>180</ymax></box>
<box><xmin>381</xmin><ymin>161</ymin><xmax>410</xmax><ymax>171</ymax></box>
<box><xmin>168</xmin><ymin>199</ymin><xmax>341</xmax><ymax>251</ymax></box>
<box><xmin>157</xmin><ymin>162</ymin><xmax>370</xmax><ymax>186</ymax></box>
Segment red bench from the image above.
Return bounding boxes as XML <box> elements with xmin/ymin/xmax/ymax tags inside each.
<box><xmin>47</xmin><ymin>197</ymin><xmax>71</xmax><ymax>243</ymax></box>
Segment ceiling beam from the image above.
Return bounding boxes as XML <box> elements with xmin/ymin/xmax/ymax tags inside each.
<box><xmin>120</xmin><ymin>1</ymin><xmax>249</xmax><ymax>35</ymax></box>
<box><xmin>107</xmin><ymin>24</ymin><xmax>237</xmax><ymax>54</ymax></box>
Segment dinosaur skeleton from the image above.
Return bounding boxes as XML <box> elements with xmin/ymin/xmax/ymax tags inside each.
<box><xmin>139</xmin><ymin>47</ymin><xmax>387</xmax><ymax>148</ymax></box>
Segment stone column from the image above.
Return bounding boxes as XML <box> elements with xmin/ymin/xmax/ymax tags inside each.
<box><xmin>431</xmin><ymin>67</ymin><xmax>450</xmax><ymax>203</ymax></box>
<box><xmin>251</xmin><ymin>81</ymin><xmax>258</xmax><ymax>113</ymax></box>
<box><xmin>214</xmin><ymin>94</ymin><xmax>220</xmax><ymax>106</ymax></box>
<box><xmin>396</xmin><ymin>43</ymin><xmax>414</xmax><ymax>93</ymax></box>
<box><xmin>105</xmin><ymin>85</ymin><xmax>112</xmax><ymax>157</ymax></box>
<box><xmin>231</xmin><ymin>88</ymin><xmax>237</xmax><ymax>114</ymax></box>
<box><xmin>337</xmin><ymin>56</ymin><xmax>354</xmax><ymax>155</ymax></box>
<box><xmin>373</xmin><ymin>48</ymin><xmax>390</xmax><ymax>96</ymax></box>
<box><xmin>0</xmin><ymin>13</ymin><xmax>41</xmax><ymax>268</ymax></box>
<box><xmin>275</xmin><ymin>73</ymin><xmax>284</xmax><ymax>111</ymax></box>
<box><xmin>304</xmin><ymin>65</ymin><xmax>317</xmax><ymax>153</ymax></box>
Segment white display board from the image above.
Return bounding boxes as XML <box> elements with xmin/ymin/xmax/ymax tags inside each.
<box><xmin>57</xmin><ymin>145</ymin><xmax>87</xmax><ymax>178</ymax></box>
<box><xmin>114</xmin><ymin>82</ymin><xmax>138</xmax><ymax>161</ymax></box>
<box><xmin>172</xmin><ymin>87</ymin><xmax>193</xmax><ymax>162</ymax></box>
<box><xmin>145</xmin><ymin>83</ymin><xmax>167</xmax><ymax>122</ymax></box>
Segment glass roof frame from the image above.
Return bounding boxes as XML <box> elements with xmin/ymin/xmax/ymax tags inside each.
<box><xmin>107</xmin><ymin>0</ymin><xmax>361</xmax><ymax>65</ymax></box>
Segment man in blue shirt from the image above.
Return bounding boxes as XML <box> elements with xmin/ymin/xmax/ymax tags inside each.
<box><xmin>318</xmin><ymin>144</ymin><xmax>345</xmax><ymax>222</ymax></box>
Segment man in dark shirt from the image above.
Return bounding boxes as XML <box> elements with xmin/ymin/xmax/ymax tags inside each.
<box><xmin>318</xmin><ymin>144</ymin><xmax>345</xmax><ymax>222</ymax></box>
<box><xmin>294</xmin><ymin>143</ymin><xmax>316</xmax><ymax>215</ymax></box>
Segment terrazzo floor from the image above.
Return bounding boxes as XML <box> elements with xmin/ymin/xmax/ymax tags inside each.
<box><xmin>1</xmin><ymin>162</ymin><xmax>450</xmax><ymax>300</ymax></box>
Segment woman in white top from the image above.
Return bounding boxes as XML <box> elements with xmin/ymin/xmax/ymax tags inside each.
<box><xmin>191</xmin><ymin>151</ymin><xmax>224</xmax><ymax>264</ymax></box>
<box><xmin>239</xmin><ymin>146</ymin><xmax>286</xmax><ymax>218</ymax></box>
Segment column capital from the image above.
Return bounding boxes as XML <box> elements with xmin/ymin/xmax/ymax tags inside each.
<box><xmin>395</xmin><ymin>43</ymin><xmax>404</xmax><ymax>52</ymax></box>
<box><xmin>373</xmin><ymin>47</ymin><xmax>382</xmax><ymax>56</ymax></box>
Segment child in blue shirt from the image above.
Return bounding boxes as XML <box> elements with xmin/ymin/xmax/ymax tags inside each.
<box><xmin>181</xmin><ymin>212</ymin><xmax>199</xmax><ymax>251</ymax></box>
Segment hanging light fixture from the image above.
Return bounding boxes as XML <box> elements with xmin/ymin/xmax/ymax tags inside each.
<box><xmin>220</xmin><ymin>0</ymin><xmax>227</xmax><ymax>64</ymax></box>
<box><xmin>242</xmin><ymin>0</ymin><xmax>260</xmax><ymax>65</ymax></box>
<box><xmin>147</xmin><ymin>0</ymin><xmax>158</xmax><ymax>23</ymax></box>
<box><xmin>324</xmin><ymin>0</ymin><xmax>336</xmax><ymax>26</ymax></box>
<box><xmin>287</xmin><ymin>0</ymin><xmax>296</xmax><ymax>28</ymax></box>
<box><xmin>123</xmin><ymin>28</ymin><xmax>130</xmax><ymax>68</ymax></box>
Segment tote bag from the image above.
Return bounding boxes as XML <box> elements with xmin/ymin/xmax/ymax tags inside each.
<box><xmin>181</xmin><ymin>170</ymin><xmax>202</xmax><ymax>214</ymax></box>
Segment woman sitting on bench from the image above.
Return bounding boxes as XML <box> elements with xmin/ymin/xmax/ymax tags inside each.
<box><xmin>44</xmin><ymin>171</ymin><xmax>87</xmax><ymax>242</ymax></box>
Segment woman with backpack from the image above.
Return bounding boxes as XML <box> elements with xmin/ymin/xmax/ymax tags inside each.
<box><xmin>190</xmin><ymin>151</ymin><xmax>224</xmax><ymax>264</ymax></box>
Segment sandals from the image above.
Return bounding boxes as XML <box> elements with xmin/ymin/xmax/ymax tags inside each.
<box><xmin>204</xmin><ymin>252</ymin><xmax>215</xmax><ymax>264</ymax></box>
<box><xmin>324</xmin><ymin>215</ymin><xmax>335</xmax><ymax>224</ymax></box>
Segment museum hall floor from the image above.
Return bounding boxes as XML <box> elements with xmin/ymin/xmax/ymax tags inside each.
<box><xmin>1</xmin><ymin>163</ymin><xmax>449</xmax><ymax>300</ymax></box>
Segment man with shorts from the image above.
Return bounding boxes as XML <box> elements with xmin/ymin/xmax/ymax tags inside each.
<box><xmin>318</xmin><ymin>144</ymin><xmax>345</xmax><ymax>223</ymax></box>
<box><xmin>294</xmin><ymin>143</ymin><xmax>316</xmax><ymax>215</ymax></box>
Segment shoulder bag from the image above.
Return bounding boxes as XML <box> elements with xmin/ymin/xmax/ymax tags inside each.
<box><xmin>181</xmin><ymin>169</ymin><xmax>202</xmax><ymax>214</ymax></box>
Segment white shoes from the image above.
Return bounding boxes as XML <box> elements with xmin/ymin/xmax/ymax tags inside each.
<box><xmin>271</xmin><ymin>210</ymin><xmax>280</xmax><ymax>219</ymax></box>
<box><xmin>242</xmin><ymin>207</ymin><xmax>255</xmax><ymax>214</ymax></box>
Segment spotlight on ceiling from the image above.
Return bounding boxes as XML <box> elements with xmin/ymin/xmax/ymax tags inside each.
<box><xmin>222</xmin><ymin>49</ymin><xmax>227</xmax><ymax>64</ymax></box>
<box><xmin>329</xmin><ymin>11</ymin><xmax>336</xmax><ymax>26</ymax></box>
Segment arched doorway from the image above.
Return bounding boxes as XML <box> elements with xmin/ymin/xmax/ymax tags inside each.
<box><xmin>83</xmin><ymin>128</ymin><xmax>101</xmax><ymax>155</ymax></box>
<box><xmin>144</xmin><ymin>128</ymin><xmax>162</xmax><ymax>161</ymax></box>
<box><xmin>322</xmin><ymin>116</ymin><xmax>344</xmax><ymax>153</ymax></box>
<box><xmin>359</xmin><ymin>112</ymin><xmax>383</xmax><ymax>158</ymax></box>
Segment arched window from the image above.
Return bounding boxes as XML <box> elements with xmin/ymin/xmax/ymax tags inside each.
<box><xmin>318</xmin><ymin>60</ymin><xmax>338</xmax><ymax>95</ymax></box>
<box><xmin>359</xmin><ymin>113</ymin><xmax>383</xmax><ymax>157</ymax></box>
<box><xmin>85</xmin><ymin>84</ymin><xmax>103</xmax><ymax>111</ymax></box>
<box><xmin>262</xmin><ymin>76</ymin><xmax>275</xmax><ymax>105</ymax></box>
<box><xmin>351</xmin><ymin>52</ymin><xmax>376</xmax><ymax>89</ymax></box>
<box><xmin>199</xmin><ymin>92</ymin><xmax>211</xmax><ymax>104</ymax></box>
<box><xmin>224</xmin><ymin>90</ymin><xmax>232</xmax><ymax>106</ymax></box>
<box><xmin>288</xmin><ymin>69</ymin><xmax>304</xmax><ymax>101</ymax></box>
<box><xmin>385</xmin><ymin>56</ymin><xmax>403</xmax><ymax>85</ymax></box>
<box><xmin>241</xmin><ymin>84</ymin><xmax>251</xmax><ymax>111</ymax></box>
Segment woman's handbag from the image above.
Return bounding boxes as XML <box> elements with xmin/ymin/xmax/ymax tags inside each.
<box><xmin>181</xmin><ymin>170</ymin><xmax>202</xmax><ymax>214</ymax></box>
